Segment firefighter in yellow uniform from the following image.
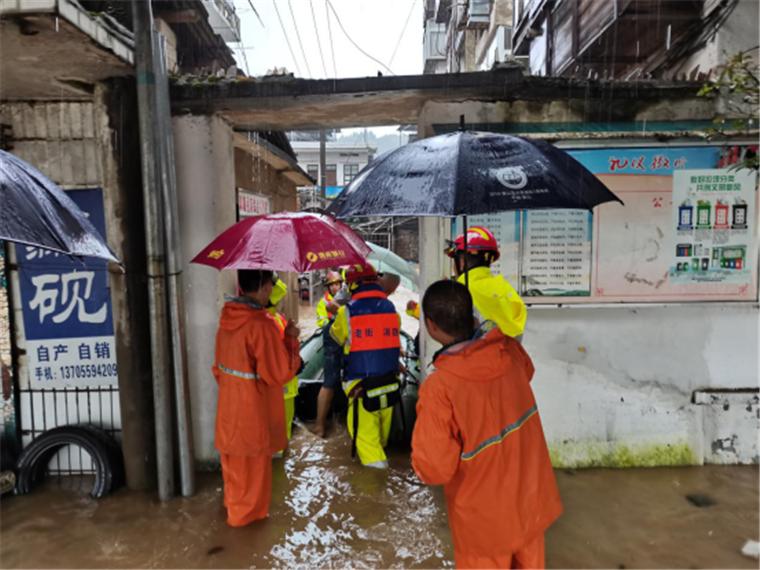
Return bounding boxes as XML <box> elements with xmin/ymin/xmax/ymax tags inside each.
<box><xmin>316</xmin><ymin>270</ymin><xmax>343</xmax><ymax>328</ymax></box>
<box><xmin>330</xmin><ymin>264</ymin><xmax>401</xmax><ymax>468</ymax></box>
<box><xmin>268</xmin><ymin>278</ymin><xmax>299</xmax><ymax>447</ymax></box>
<box><xmin>445</xmin><ymin>226</ymin><xmax>526</xmax><ymax>339</ymax></box>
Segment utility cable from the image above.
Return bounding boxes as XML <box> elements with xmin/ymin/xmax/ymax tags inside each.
<box><xmin>325</xmin><ymin>0</ymin><xmax>395</xmax><ymax>75</ymax></box>
<box><xmin>237</xmin><ymin>43</ymin><xmax>252</xmax><ymax>76</ymax></box>
<box><xmin>272</xmin><ymin>0</ymin><xmax>302</xmax><ymax>76</ymax></box>
<box><xmin>244</xmin><ymin>0</ymin><xmax>265</xmax><ymax>27</ymax></box>
<box><xmin>309</xmin><ymin>0</ymin><xmax>329</xmax><ymax>77</ymax></box>
<box><xmin>288</xmin><ymin>0</ymin><xmax>312</xmax><ymax>77</ymax></box>
<box><xmin>389</xmin><ymin>0</ymin><xmax>417</xmax><ymax>68</ymax></box>
<box><xmin>324</xmin><ymin>0</ymin><xmax>338</xmax><ymax>77</ymax></box>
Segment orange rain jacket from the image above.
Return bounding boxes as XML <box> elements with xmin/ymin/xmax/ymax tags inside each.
<box><xmin>212</xmin><ymin>300</ymin><xmax>301</xmax><ymax>457</ymax></box>
<box><xmin>412</xmin><ymin>327</ymin><xmax>562</xmax><ymax>562</ymax></box>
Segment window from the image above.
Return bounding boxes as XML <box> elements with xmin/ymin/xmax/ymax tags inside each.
<box><xmin>325</xmin><ymin>164</ymin><xmax>337</xmax><ymax>186</ymax></box>
<box><xmin>306</xmin><ymin>164</ymin><xmax>318</xmax><ymax>181</ymax></box>
<box><xmin>344</xmin><ymin>164</ymin><xmax>359</xmax><ymax>185</ymax></box>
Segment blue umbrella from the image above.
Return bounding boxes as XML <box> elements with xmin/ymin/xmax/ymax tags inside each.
<box><xmin>329</xmin><ymin>130</ymin><xmax>623</xmax><ymax>218</ymax></box>
<box><xmin>0</xmin><ymin>150</ymin><xmax>117</xmax><ymax>262</ymax></box>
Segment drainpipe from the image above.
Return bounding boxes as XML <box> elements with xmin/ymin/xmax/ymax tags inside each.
<box><xmin>155</xmin><ymin>33</ymin><xmax>195</xmax><ymax>498</ymax></box>
<box><xmin>132</xmin><ymin>0</ymin><xmax>175</xmax><ymax>501</ymax></box>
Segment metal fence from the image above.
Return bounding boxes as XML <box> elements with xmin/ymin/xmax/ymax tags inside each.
<box><xmin>18</xmin><ymin>386</ymin><xmax>121</xmax><ymax>475</ymax></box>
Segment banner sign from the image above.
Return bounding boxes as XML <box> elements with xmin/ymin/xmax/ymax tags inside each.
<box><xmin>17</xmin><ymin>188</ymin><xmax>117</xmax><ymax>388</ymax></box>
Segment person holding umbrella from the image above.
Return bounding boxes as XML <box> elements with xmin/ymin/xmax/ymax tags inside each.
<box><xmin>329</xmin><ymin>263</ymin><xmax>402</xmax><ymax>468</ymax></box>
<box><xmin>405</xmin><ymin>225</ymin><xmax>526</xmax><ymax>346</ymax></box>
<box><xmin>445</xmin><ymin>225</ymin><xmax>527</xmax><ymax>340</ymax></box>
<box><xmin>212</xmin><ymin>269</ymin><xmax>301</xmax><ymax>527</ymax></box>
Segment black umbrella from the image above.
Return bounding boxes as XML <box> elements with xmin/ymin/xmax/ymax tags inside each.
<box><xmin>0</xmin><ymin>150</ymin><xmax>118</xmax><ymax>262</ymax></box>
<box><xmin>329</xmin><ymin>130</ymin><xmax>623</xmax><ymax>218</ymax></box>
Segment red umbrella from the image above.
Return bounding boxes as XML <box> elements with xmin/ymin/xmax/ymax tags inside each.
<box><xmin>191</xmin><ymin>212</ymin><xmax>370</xmax><ymax>272</ymax></box>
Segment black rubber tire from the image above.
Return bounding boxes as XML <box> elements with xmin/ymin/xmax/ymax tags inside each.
<box><xmin>75</xmin><ymin>424</ymin><xmax>125</xmax><ymax>491</ymax></box>
<box><xmin>15</xmin><ymin>425</ymin><xmax>120</xmax><ymax>498</ymax></box>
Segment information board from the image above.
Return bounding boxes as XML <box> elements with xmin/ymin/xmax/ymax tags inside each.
<box><xmin>460</xmin><ymin>144</ymin><xmax>758</xmax><ymax>304</ymax></box>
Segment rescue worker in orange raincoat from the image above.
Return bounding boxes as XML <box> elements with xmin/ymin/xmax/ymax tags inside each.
<box><xmin>330</xmin><ymin>263</ymin><xmax>401</xmax><ymax>468</ymax></box>
<box><xmin>212</xmin><ymin>269</ymin><xmax>301</xmax><ymax>527</ymax></box>
<box><xmin>406</xmin><ymin>225</ymin><xmax>527</xmax><ymax>341</ymax></box>
<box><xmin>412</xmin><ymin>280</ymin><xmax>561</xmax><ymax>568</ymax></box>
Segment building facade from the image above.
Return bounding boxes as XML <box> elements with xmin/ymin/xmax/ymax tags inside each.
<box><xmin>512</xmin><ymin>0</ymin><xmax>758</xmax><ymax>79</ymax></box>
<box><xmin>290</xmin><ymin>139</ymin><xmax>376</xmax><ymax>207</ymax></box>
<box><xmin>0</xmin><ymin>0</ymin><xmax>308</xmax><ymax>490</ymax></box>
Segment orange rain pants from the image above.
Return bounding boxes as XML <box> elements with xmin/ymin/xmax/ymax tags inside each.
<box><xmin>455</xmin><ymin>534</ymin><xmax>545</xmax><ymax>569</ymax></box>
<box><xmin>220</xmin><ymin>453</ymin><xmax>272</xmax><ymax>526</ymax></box>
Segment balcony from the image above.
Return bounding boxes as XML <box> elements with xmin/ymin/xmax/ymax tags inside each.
<box><xmin>201</xmin><ymin>0</ymin><xmax>240</xmax><ymax>42</ymax></box>
<box><xmin>423</xmin><ymin>21</ymin><xmax>447</xmax><ymax>73</ymax></box>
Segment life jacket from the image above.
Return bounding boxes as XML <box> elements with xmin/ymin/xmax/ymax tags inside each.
<box><xmin>345</xmin><ymin>283</ymin><xmax>401</xmax><ymax>381</ymax></box>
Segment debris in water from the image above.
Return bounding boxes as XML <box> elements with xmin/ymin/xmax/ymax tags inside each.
<box><xmin>206</xmin><ymin>546</ymin><xmax>224</xmax><ymax>556</ymax></box>
<box><xmin>685</xmin><ymin>494</ymin><xmax>716</xmax><ymax>507</ymax></box>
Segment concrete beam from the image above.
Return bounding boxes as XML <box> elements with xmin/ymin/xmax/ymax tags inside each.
<box><xmin>170</xmin><ymin>67</ymin><xmax>707</xmax><ymax>130</ymax></box>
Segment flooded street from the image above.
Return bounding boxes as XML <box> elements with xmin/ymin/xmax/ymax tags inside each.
<box><xmin>1</xmin><ymin>424</ymin><xmax>757</xmax><ymax>569</ymax></box>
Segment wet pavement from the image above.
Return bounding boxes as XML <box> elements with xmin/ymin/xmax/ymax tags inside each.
<box><xmin>1</xmin><ymin>424</ymin><xmax>758</xmax><ymax>569</ymax></box>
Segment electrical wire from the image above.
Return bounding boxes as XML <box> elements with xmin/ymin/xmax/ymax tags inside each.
<box><xmin>287</xmin><ymin>0</ymin><xmax>312</xmax><ymax>77</ymax></box>
<box><xmin>324</xmin><ymin>0</ymin><xmax>338</xmax><ymax>77</ymax></box>
<box><xmin>245</xmin><ymin>0</ymin><xmax>265</xmax><ymax>27</ymax></box>
<box><xmin>389</xmin><ymin>0</ymin><xmax>418</xmax><ymax>68</ymax></box>
<box><xmin>237</xmin><ymin>43</ymin><xmax>252</xmax><ymax>75</ymax></box>
<box><xmin>272</xmin><ymin>0</ymin><xmax>302</xmax><ymax>76</ymax></box>
<box><xmin>309</xmin><ymin>0</ymin><xmax>329</xmax><ymax>77</ymax></box>
<box><xmin>325</xmin><ymin>0</ymin><xmax>395</xmax><ymax>75</ymax></box>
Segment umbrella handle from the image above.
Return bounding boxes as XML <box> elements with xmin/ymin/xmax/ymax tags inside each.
<box><xmin>463</xmin><ymin>214</ymin><xmax>468</xmax><ymax>290</ymax></box>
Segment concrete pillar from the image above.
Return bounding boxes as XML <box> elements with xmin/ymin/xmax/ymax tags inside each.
<box><xmin>173</xmin><ymin>114</ymin><xmax>237</xmax><ymax>464</ymax></box>
<box><xmin>416</xmin><ymin>115</ymin><xmax>452</xmax><ymax>375</ymax></box>
<box><xmin>417</xmin><ymin>217</ymin><xmax>451</xmax><ymax>374</ymax></box>
<box><xmin>98</xmin><ymin>80</ymin><xmax>157</xmax><ymax>490</ymax></box>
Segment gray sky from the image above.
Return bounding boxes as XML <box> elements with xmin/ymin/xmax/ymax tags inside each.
<box><xmin>232</xmin><ymin>0</ymin><xmax>424</xmax><ymax>80</ymax></box>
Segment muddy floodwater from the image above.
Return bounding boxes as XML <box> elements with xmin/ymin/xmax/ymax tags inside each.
<box><xmin>1</xmin><ymin>424</ymin><xmax>757</xmax><ymax>569</ymax></box>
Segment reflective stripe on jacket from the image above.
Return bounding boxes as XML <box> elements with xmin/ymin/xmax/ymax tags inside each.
<box><xmin>212</xmin><ymin>300</ymin><xmax>301</xmax><ymax>456</ymax></box>
<box><xmin>329</xmin><ymin>283</ymin><xmax>400</xmax><ymax>380</ymax></box>
<box><xmin>411</xmin><ymin>327</ymin><xmax>561</xmax><ymax>556</ymax></box>
<box><xmin>457</xmin><ymin>266</ymin><xmax>527</xmax><ymax>338</ymax></box>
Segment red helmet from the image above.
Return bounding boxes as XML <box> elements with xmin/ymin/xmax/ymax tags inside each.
<box><xmin>445</xmin><ymin>226</ymin><xmax>500</xmax><ymax>262</ymax></box>
<box><xmin>344</xmin><ymin>263</ymin><xmax>378</xmax><ymax>284</ymax></box>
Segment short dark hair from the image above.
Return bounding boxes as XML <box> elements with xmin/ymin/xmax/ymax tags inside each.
<box><xmin>238</xmin><ymin>269</ymin><xmax>274</xmax><ymax>294</ymax></box>
<box><xmin>422</xmin><ymin>280</ymin><xmax>474</xmax><ymax>340</ymax></box>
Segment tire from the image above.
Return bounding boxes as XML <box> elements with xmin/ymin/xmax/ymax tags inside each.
<box><xmin>15</xmin><ymin>425</ymin><xmax>122</xmax><ymax>498</ymax></box>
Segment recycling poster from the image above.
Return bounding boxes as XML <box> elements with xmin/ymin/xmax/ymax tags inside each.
<box><xmin>670</xmin><ymin>169</ymin><xmax>756</xmax><ymax>285</ymax></box>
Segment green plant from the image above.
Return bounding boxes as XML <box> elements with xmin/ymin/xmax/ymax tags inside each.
<box><xmin>698</xmin><ymin>51</ymin><xmax>759</xmax><ymax>171</ymax></box>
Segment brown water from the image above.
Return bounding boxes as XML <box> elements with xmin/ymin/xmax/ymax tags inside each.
<box><xmin>1</xmin><ymin>424</ymin><xmax>758</xmax><ymax>569</ymax></box>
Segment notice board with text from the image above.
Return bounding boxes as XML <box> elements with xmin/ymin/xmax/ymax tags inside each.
<box><xmin>457</xmin><ymin>144</ymin><xmax>758</xmax><ymax>304</ymax></box>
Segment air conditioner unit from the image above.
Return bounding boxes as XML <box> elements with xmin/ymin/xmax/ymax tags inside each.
<box><xmin>467</xmin><ymin>0</ymin><xmax>491</xmax><ymax>28</ymax></box>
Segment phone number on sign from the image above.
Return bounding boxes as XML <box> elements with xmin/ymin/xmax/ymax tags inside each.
<box><xmin>59</xmin><ymin>363</ymin><xmax>118</xmax><ymax>380</ymax></box>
